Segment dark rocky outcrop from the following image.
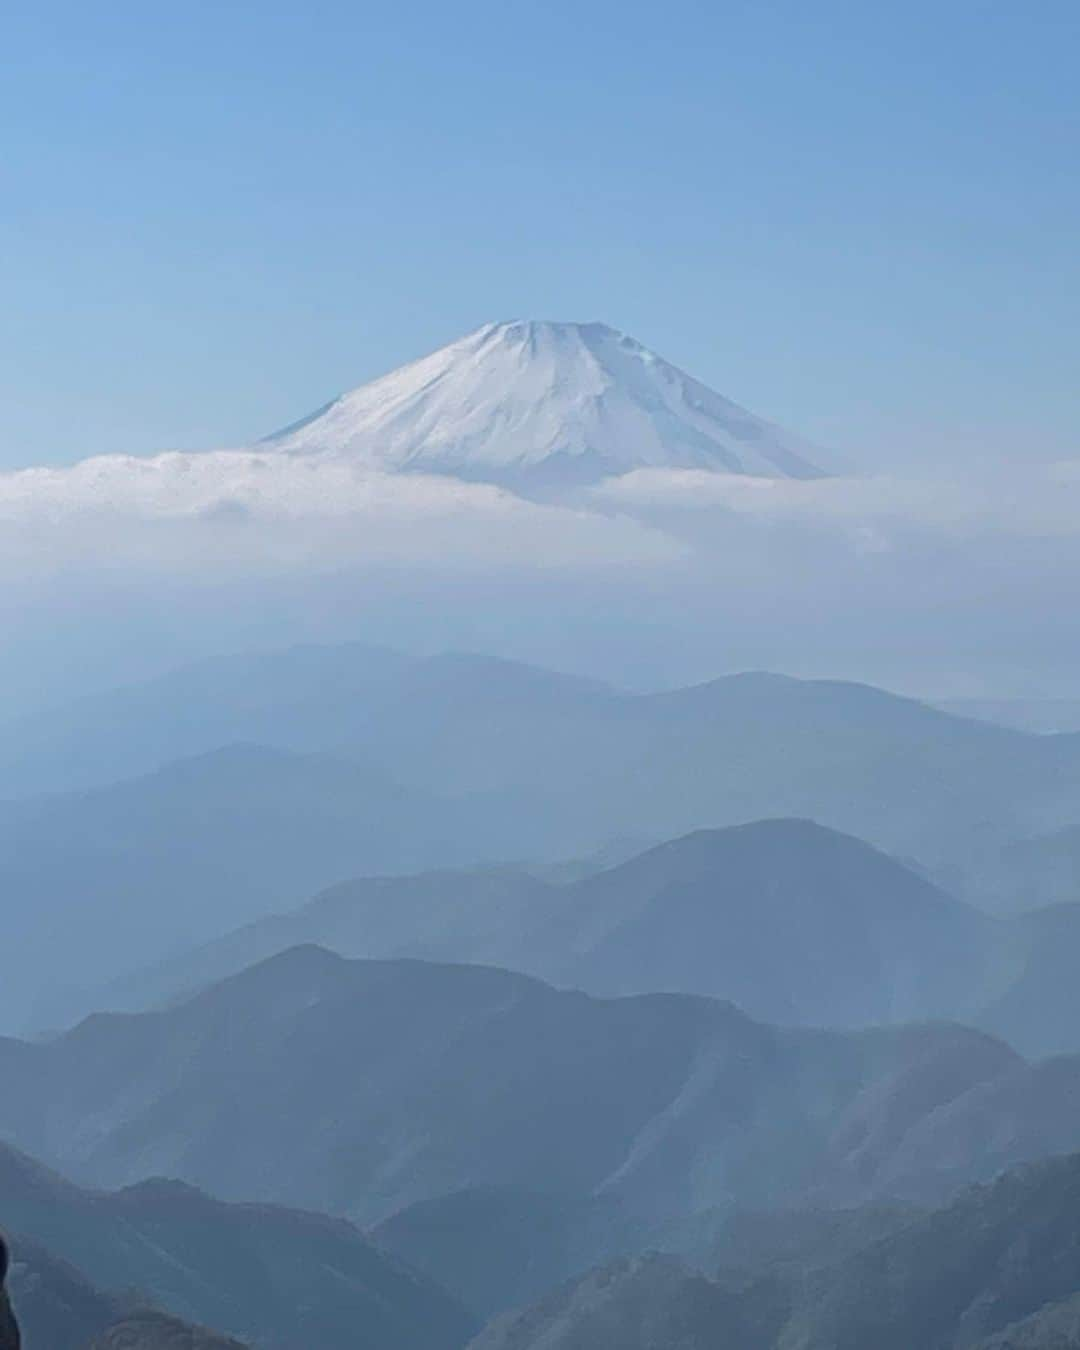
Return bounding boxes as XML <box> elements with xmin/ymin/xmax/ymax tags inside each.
<box><xmin>0</xmin><ymin>1236</ymin><xmax>18</xmax><ymax>1350</ymax></box>
<box><xmin>2</xmin><ymin>1234</ymin><xmax>121</xmax><ymax>1349</ymax></box>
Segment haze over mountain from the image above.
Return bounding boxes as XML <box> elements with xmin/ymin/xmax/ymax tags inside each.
<box><xmin>4</xmin><ymin>646</ymin><xmax>1080</xmax><ymax>1039</ymax></box>
<box><xmin>969</xmin><ymin>824</ymin><xmax>1080</xmax><ymax>916</ymax></box>
<box><xmin>371</xmin><ymin>1187</ymin><xmax>637</xmax><ymax>1323</ymax></box>
<box><xmin>0</xmin><ymin>697</ymin><xmax>623</xmax><ymax>1032</ymax></box>
<box><xmin>104</xmin><ymin>816</ymin><xmax>1080</xmax><ymax>1061</ymax></box>
<box><xmin>1</xmin><ymin>946</ymin><xmax>1062</xmax><ymax>1234</ymax></box>
<box><xmin>9</xmin><ymin>7</ymin><xmax>1080</xmax><ymax>1347</ymax></box>
<box><xmin>468</xmin><ymin>1153</ymin><xmax>1080</xmax><ymax>1350</ymax></box>
<box><xmin>0</xmin><ymin>742</ymin><xmax>543</xmax><ymax>1033</ymax></box>
<box><xmin>372</xmin><ymin>1189</ymin><xmax>917</xmax><ymax>1324</ymax></box>
<box><xmin>2</xmin><ymin>1231</ymin><xmax>250</xmax><ymax>1349</ymax></box>
<box><xmin>777</xmin><ymin>1152</ymin><xmax>1080</xmax><ymax>1350</ymax></box>
<box><xmin>8</xmin><ymin>1245</ymin><xmax>248</xmax><ymax>1350</ymax></box>
<box><xmin>468</xmin><ymin>1253</ymin><xmax>771</xmax><ymax>1350</ymax></box>
<box><xmin>123</xmin><ymin>820</ymin><xmax>994</xmax><ymax>1034</ymax></box>
<box><xmin>6</xmin><ymin>662</ymin><xmax>1080</xmax><ymax>1340</ymax></box>
<box><xmin>4</xmin><ymin>644</ymin><xmax>1075</xmax><ymax>876</ymax></box>
<box><xmin>260</xmin><ymin>320</ymin><xmax>825</xmax><ymax>491</ymax></box>
<box><xmin>0</xmin><ymin>1141</ymin><xmax>473</xmax><ymax>1350</ymax></box>
<box><xmin>938</xmin><ymin>698</ymin><xmax>1080</xmax><ymax>736</ymax></box>
<box><xmin>526</xmin><ymin>820</ymin><xmax>990</xmax><ymax>1027</ymax></box>
<box><xmin>4</xmin><ymin>1235</ymin><xmax>141</xmax><ymax>1350</ymax></box>
<box><xmin>8</xmin><ymin>635</ymin><xmax>1080</xmax><ymax>1034</ymax></box>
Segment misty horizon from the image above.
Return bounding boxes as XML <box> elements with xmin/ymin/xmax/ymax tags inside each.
<box><xmin>3</xmin><ymin>5</ymin><xmax>1080</xmax><ymax>1350</ymax></box>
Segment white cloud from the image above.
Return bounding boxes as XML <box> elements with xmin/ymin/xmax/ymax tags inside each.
<box><xmin>4</xmin><ymin>446</ymin><xmax>1080</xmax><ymax>699</ymax></box>
<box><xmin>593</xmin><ymin>461</ymin><xmax>1080</xmax><ymax>540</ymax></box>
<box><xmin>0</xmin><ymin>450</ymin><xmax>682</xmax><ymax>576</ymax></box>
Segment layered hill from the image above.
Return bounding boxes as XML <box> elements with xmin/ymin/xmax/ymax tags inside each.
<box><xmin>129</xmin><ymin>818</ymin><xmax>1080</xmax><ymax>1062</ymax></box>
<box><xmin>0</xmin><ymin>948</ymin><xmax>1052</xmax><ymax>1230</ymax></box>
<box><xmin>132</xmin><ymin>820</ymin><xmax>992</xmax><ymax>1032</ymax></box>
<box><xmin>18</xmin><ymin>792</ymin><xmax>1080</xmax><ymax>1061</ymax></box>
<box><xmin>0</xmin><ymin>740</ymin><xmax>570</xmax><ymax>1033</ymax></box>
<box><xmin>3</xmin><ymin>1235</ymin><xmax>248</xmax><ymax>1350</ymax></box>
<box><xmin>18</xmin><ymin>645</ymin><xmax>1078</xmax><ymax>1034</ymax></box>
<box><xmin>531</xmin><ymin>820</ymin><xmax>991</xmax><ymax>1027</ymax></box>
<box><xmin>372</xmin><ymin>1187</ymin><xmax>640</xmax><ymax>1322</ymax></box>
<box><xmin>972</xmin><ymin>823</ymin><xmax>1080</xmax><ymax>914</ymax></box>
<box><xmin>370</xmin><ymin>1189</ymin><xmax>918</xmax><ymax>1324</ymax></box>
<box><xmin>5</xmin><ymin>1235</ymin><xmax>133</xmax><ymax>1350</ymax></box>
<box><xmin>468</xmin><ymin>1253</ymin><xmax>771</xmax><ymax>1350</ymax></box>
<box><xmin>467</xmin><ymin>1153</ymin><xmax>1080</xmax><ymax>1350</ymax></box>
<box><xmin>783</xmin><ymin>1151</ymin><xmax>1080</xmax><ymax>1350</ymax></box>
<box><xmin>2</xmin><ymin>645</ymin><xmax>1076</xmax><ymax>883</ymax></box>
<box><xmin>0</xmin><ymin>1142</ymin><xmax>473</xmax><ymax>1350</ymax></box>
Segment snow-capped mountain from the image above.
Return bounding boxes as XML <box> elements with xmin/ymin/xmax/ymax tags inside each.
<box><xmin>261</xmin><ymin>320</ymin><xmax>825</xmax><ymax>490</ymax></box>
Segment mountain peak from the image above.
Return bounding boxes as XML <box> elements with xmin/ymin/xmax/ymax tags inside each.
<box><xmin>261</xmin><ymin>321</ymin><xmax>825</xmax><ymax>491</ymax></box>
<box><xmin>479</xmin><ymin>318</ymin><xmax>620</xmax><ymax>336</ymax></box>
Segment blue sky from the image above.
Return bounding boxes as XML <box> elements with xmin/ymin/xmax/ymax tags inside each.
<box><xmin>2</xmin><ymin>0</ymin><xmax>1077</xmax><ymax>470</ymax></box>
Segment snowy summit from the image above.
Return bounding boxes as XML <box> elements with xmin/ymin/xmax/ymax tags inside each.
<box><xmin>261</xmin><ymin>320</ymin><xmax>825</xmax><ymax>491</ymax></box>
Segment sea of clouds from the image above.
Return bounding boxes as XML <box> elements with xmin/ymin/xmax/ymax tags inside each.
<box><xmin>1</xmin><ymin>447</ymin><xmax>1078</xmax><ymax>701</ymax></box>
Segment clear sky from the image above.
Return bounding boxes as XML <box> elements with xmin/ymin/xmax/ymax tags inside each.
<box><xmin>2</xmin><ymin>0</ymin><xmax>1077</xmax><ymax>470</ymax></box>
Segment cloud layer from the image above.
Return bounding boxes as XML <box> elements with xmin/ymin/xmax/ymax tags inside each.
<box><xmin>0</xmin><ymin>450</ymin><xmax>680</xmax><ymax>575</ymax></box>
<box><xmin>594</xmin><ymin>461</ymin><xmax>1080</xmax><ymax>539</ymax></box>
<box><xmin>6</xmin><ymin>449</ymin><xmax>1080</xmax><ymax>576</ymax></box>
<box><xmin>2</xmin><ymin>447</ymin><xmax>1079</xmax><ymax>699</ymax></box>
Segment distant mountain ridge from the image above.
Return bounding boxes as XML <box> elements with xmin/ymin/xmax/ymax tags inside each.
<box><xmin>115</xmin><ymin>817</ymin><xmax>1080</xmax><ymax>1060</ymax></box>
<box><xmin>1</xmin><ymin>646</ymin><xmax>1069</xmax><ymax>872</ymax></box>
<box><xmin>5</xmin><ymin>644</ymin><xmax>1080</xmax><ymax>1032</ymax></box>
<box><xmin>0</xmin><ymin>946</ymin><xmax>1057</xmax><ymax>1229</ymax></box>
<box><xmin>123</xmin><ymin>820</ymin><xmax>991</xmax><ymax>1033</ymax></box>
<box><xmin>938</xmin><ymin>697</ymin><xmax>1080</xmax><ymax>735</ymax></box>
<box><xmin>260</xmin><ymin>321</ymin><xmax>825</xmax><ymax>489</ymax></box>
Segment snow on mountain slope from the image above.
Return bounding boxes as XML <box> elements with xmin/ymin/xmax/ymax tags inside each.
<box><xmin>261</xmin><ymin>320</ymin><xmax>825</xmax><ymax>490</ymax></box>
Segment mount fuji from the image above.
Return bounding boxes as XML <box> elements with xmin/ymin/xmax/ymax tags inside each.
<box><xmin>261</xmin><ymin>320</ymin><xmax>826</xmax><ymax>491</ymax></box>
